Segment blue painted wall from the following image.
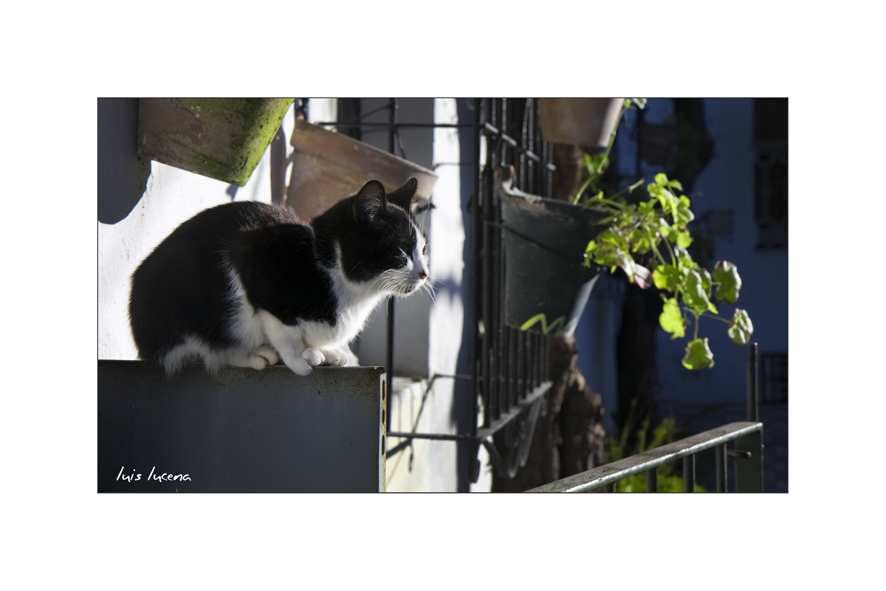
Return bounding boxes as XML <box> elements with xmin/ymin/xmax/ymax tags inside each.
<box><xmin>574</xmin><ymin>98</ymin><xmax>788</xmax><ymax>419</ymax></box>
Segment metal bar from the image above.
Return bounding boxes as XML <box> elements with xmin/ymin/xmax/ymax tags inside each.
<box><xmin>526</xmin><ymin>421</ymin><xmax>763</xmax><ymax>492</ymax></box>
<box><xmin>683</xmin><ymin>456</ymin><xmax>696</xmax><ymax>492</ymax></box>
<box><xmin>735</xmin><ymin>427</ymin><xmax>764</xmax><ymax>492</ymax></box>
<box><xmin>506</xmin><ymin>327</ymin><xmax>515</xmax><ymax>412</ymax></box>
<box><xmin>747</xmin><ymin>341</ymin><xmax>759</xmax><ymax>422</ymax></box>
<box><xmin>471</xmin><ymin>98</ymin><xmax>482</xmax><ymax>438</ymax></box>
<box><xmin>483</xmin><ymin>122</ymin><xmax>553</xmax><ymax>169</ymax></box>
<box><xmin>314</xmin><ymin>121</ymin><xmax>482</xmax><ymax>129</ymax></box>
<box><xmin>490</xmin><ymin>99</ymin><xmax>502</xmax><ymax>422</ymax></box>
<box><xmin>476</xmin><ymin>381</ymin><xmax>552</xmax><ymax>440</ymax></box>
<box><xmin>646</xmin><ymin>468</ymin><xmax>658</xmax><ymax>492</ymax></box>
<box><xmin>387</xmin><ymin>432</ymin><xmax>476</xmax><ymax>441</ymax></box>
<box><xmin>385</xmin><ymin>99</ymin><xmax>397</xmax><ymax>430</ymax></box>
<box><xmin>480</xmin><ymin>99</ymin><xmax>493</xmax><ymax>429</ymax></box>
<box><xmin>716</xmin><ymin>443</ymin><xmax>727</xmax><ymax>492</ymax></box>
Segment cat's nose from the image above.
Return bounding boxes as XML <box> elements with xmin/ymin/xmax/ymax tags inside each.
<box><xmin>419</xmin><ymin>271</ymin><xmax>428</xmax><ymax>280</ymax></box>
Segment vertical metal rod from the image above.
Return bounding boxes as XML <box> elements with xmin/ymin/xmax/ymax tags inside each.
<box><xmin>747</xmin><ymin>341</ymin><xmax>759</xmax><ymax>422</ymax></box>
<box><xmin>716</xmin><ymin>443</ymin><xmax>727</xmax><ymax>492</ymax></box>
<box><xmin>735</xmin><ymin>428</ymin><xmax>764</xmax><ymax>492</ymax></box>
<box><xmin>481</xmin><ymin>99</ymin><xmax>492</xmax><ymax>427</ymax></box>
<box><xmin>471</xmin><ymin>98</ymin><xmax>482</xmax><ymax>438</ymax></box>
<box><xmin>646</xmin><ymin>468</ymin><xmax>658</xmax><ymax>493</ymax></box>
<box><xmin>683</xmin><ymin>456</ymin><xmax>696</xmax><ymax>492</ymax></box>
<box><xmin>492</xmin><ymin>98</ymin><xmax>505</xmax><ymax>420</ymax></box>
<box><xmin>507</xmin><ymin>327</ymin><xmax>515</xmax><ymax>411</ymax></box>
<box><xmin>385</xmin><ymin>98</ymin><xmax>397</xmax><ymax>431</ymax></box>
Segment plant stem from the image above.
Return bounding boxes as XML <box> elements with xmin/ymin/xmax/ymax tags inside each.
<box><xmin>662</xmin><ymin>236</ymin><xmax>677</xmax><ymax>266</ymax></box>
<box><xmin>701</xmin><ymin>312</ymin><xmax>732</xmax><ymax>325</ymax></box>
<box><xmin>610</xmin><ymin>178</ymin><xmax>645</xmax><ymax>201</ymax></box>
<box><xmin>573</xmin><ymin>173</ymin><xmax>598</xmax><ymax>205</ymax></box>
<box><xmin>649</xmin><ymin>233</ymin><xmax>668</xmax><ymax>267</ymax></box>
<box><xmin>573</xmin><ymin>99</ymin><xmax>629</xmax><ymax>205</ymax></box>
<box><xmin>593</xmin><ymin>196</ymin><xmax>629</xmax><ymax>210</ymax></box>
<box><xmin>682</xmin><ymin>308</ymin><xmax>731</xmax><ymax>325</ymax></box>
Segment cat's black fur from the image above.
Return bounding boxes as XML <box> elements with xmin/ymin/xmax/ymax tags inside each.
<box><xmin>129</xmin><ymin>178</ymin><xmax>427</xmax><ymax>376</ymax></box>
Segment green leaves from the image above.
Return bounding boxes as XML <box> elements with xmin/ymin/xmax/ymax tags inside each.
<box><xmin>728</xmin><ymin>309</ymin><xmax>754</xmax><ymax>345</ymax></box>
<box><xmin>674</xmin><ymin>195</ymin><xmax>694</xmax><ymax>228</ymax></box>
<box><xmin>653</xmin><ymin>264</ymin><xmax>681</xmax><ymax>292</ymax></box>
<box><xmin>572</xmin><ymin>117</ymin><xmax>754</xmax><ymax>373</ymax></box>
<box><xmin>682</xmin><ymin>338</ymin><xmax>714</xmax><ymax>370</ymax></box>
<box><xmin>659</xmin><ymin>297</ymin><xmax>685</xmax><ymax>339</ymax></box>
<box><xmin>712</xmin><ymin>261</ymin><xmax>742</xmax><ymax>303</ymax></box>
<box><xmin>683</xmin><ymin>269</ymin><xmax>717</xmax><ymax>315</ymax></box>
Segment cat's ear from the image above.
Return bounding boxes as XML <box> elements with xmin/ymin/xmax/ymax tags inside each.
<box><xmin>353</xmin><ymin>180</ymin><xmax>387</xmax><ymax>222</ymax></box>
<box><xmin>386</xmin><ymin>177</ymin><xmax>419</xmax><ymax>213</ymax></box>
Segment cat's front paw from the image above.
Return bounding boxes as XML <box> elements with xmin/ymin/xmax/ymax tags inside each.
<box><xmin>256</xmin><ymin>345</ymin><xmax>279</xmax><ymax>366</ymax></box>
<box><xmin>302</xmin><ymin>348</ymin><xmax>325</xmax><ymax>367</ymax></box>
<box><xmin>282</xmin><ymin>357</ymin><xmax>312</xmax><ymax>376</ymax></box>
<box><xmin>320</xmin><ymin>348</ymin><xmax>350</xmax><ymax>367</ymax></box>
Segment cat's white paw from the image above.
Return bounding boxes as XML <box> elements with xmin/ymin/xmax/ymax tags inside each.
<box><xmin>256</xmin><ymin>345</ymin><xmax>279</xmax><ymax>366</ymax></box>
<box><xmin>283</xmin><ymin>357</ymin><xmax>312</xmax><ymax>376</ymax></box>
<box><xmin>302</xmin><ymin>348</ymin><xmax>325</xmax><ymax>367</ymax></box>
<box><xmin>321</xmin><ymin>348</ymin><xmax>349</xmax><ymax>367</ymax></box>
<box><xmin>246</xmin><ymin>355</ymin><xmax>268</xmax><ymax>370</ymax></box>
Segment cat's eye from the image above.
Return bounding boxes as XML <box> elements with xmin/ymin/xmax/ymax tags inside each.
<box><xmin>422</xmin><ymin>244</ymin><xmax>427</xmax><ymax>255</ymax></box>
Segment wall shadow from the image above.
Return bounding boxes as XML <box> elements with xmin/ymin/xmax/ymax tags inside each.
<box><xmin>98</xmin><ymin>98</ymin><xmax>151</xmax><ymax>224</ymax></box>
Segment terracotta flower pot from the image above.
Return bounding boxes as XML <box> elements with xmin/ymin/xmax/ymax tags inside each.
<box><xmin>286</xmin><ymin>119</ymin><xmax>438</xmax><ymax>221</ymax></box>
<box><xmin>137</xmin><ymin>98</ymin><xmax>294</xmax><ymax>186</ymax></box>
<box><xmin>538</xmin><ymin>98</ymin><xmax>624</xmax><ymax>147</ymax></box>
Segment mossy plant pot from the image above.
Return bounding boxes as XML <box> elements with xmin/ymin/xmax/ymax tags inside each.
<box><xmin>137</xmin><ymin>98</ymin><xmax>294</xmax><ymax>186</ymax></box>
<box><xmin>500</xmin><ymin>188</ymin><xmax>607</xmax><ymax>337</ymax></box>
<box><xmin>286</xmin><ymin>119</ymin><xmax>438</xmax><ymax>221</ymax></box>
<box><xmin>538</xmin><ymin>98</ymin><xmax>624</xmax><ymax>147</ymax></box>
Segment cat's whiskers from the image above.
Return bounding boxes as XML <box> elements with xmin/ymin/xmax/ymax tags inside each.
<box><xmin>420</xmin><ymin>280</ymin><xmax>437</xmax><ymax>303</ymax></box>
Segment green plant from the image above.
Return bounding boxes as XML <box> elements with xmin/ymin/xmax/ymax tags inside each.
<box><xmin>577</xmin><ymin>99</ymin><xmax>753</xmax><ymax>370</ymax></box>
<box><xmin>607</xmin><ymin>417</ymin><xmax>706</xmax><ymax>492</ymax></box>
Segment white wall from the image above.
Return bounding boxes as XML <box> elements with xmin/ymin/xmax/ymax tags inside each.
<box><xmin>349</xmin><ymin>98</ymin><xmax>435</xmax><ymax>378</ymax></box>
<box><xmin>377</xmin><ymin>98</ymin><xmax>472</xmax><ymax>492</ymax></box>
<box><xmin>98</xmin><ymin>100</ymin><xmax>291</xmax><ymax>360</ymax></box>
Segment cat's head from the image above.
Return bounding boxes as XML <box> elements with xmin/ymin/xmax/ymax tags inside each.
<box><xmin>333</xmin><ymin>178</ymin><xmax>429</xmax><ymax>296</ymax></box>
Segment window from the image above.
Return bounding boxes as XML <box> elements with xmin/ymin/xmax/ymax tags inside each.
<box><xmin>754</xmin><ymin>98</ymin><xmax>788</xmax><ymax>249</ymax></box>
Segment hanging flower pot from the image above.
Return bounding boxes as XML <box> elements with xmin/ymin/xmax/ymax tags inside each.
<box><xmin>538</xmin><ymin>98</ymin><xmax>624</xmax><ymax>147</ymax></box>
<box><xmin>137</xmin><ymin>98</ymin><xmax>294</xmax><ymax>186</ymax></box>
<box><xmin>496</xmin><ymin>167</ymin><xmax>607</xmax><ymax>337</ymax></box>
<box><xmin>286</xmin><ymin>119</ymin><xmax>438</xmax><ymax>220</ymax></box>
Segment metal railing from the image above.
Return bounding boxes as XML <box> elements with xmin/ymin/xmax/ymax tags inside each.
<box><xmin>527</xmin><ymin>343</ymin><xmax>764</xmax><ymax>492</ymax></box>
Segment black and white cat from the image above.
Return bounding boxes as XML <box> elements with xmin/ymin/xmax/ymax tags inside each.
<box><xmin>129</xmin><ymin>177</ymin><xmax>429</xmax><ymax>376</ymax></box>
